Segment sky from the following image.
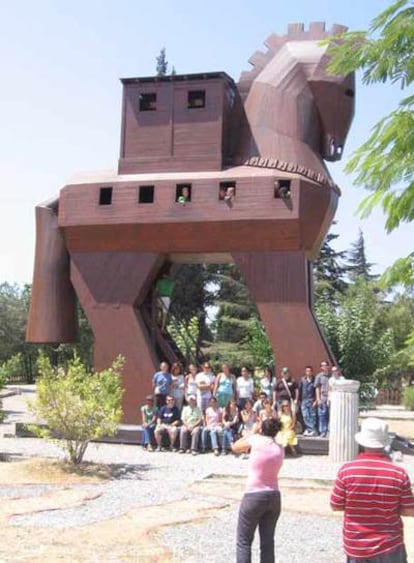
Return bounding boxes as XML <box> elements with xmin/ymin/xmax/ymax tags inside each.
<box><xmin>1</xmin><ymin>0</ymin><xmax>411</xmax><ymax>285</ymax></box>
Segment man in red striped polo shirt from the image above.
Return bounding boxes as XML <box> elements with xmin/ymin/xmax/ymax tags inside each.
<box><xmin>330</xmin><ymin>418</ymin><xmax>414</xmax><ymax>562</ymax></box>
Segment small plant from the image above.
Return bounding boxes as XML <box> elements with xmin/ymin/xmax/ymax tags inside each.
<box><xmin>28</xmin><ymin>354</ymin><xmax>124</xmax><ymax>464</ymax></box>
<box><xmin>402</xmin><ymin>387</ymin><xmax>414</xmax><ymax>411</ymax></box>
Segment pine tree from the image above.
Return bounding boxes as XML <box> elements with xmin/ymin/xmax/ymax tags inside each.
<box><xmin>156</xmin><ymin>47</ymin><xmax>168</xmax><ymax>76</ymax></box>
<box><xmin>313</xmin><ymin>227</ymin><xmax>348</xmax><ymax>301</ymax></box>
<box><xmin>345</xmin><ymin>229</ymin><xmax>377</xmax><ymax>281</ymax></box>
<box><xmin>204</xmin><ymin>264</ymin><xmax>258</xmax><ymax>369</ymax></box>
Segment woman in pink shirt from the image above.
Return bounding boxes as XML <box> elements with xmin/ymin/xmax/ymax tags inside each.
<box><xmin>231</xmin><ymin>418</ymin><xmax>284</xmax><ymax>563</ymax></box>
<box><xmin>201</xmin><ymin>396</ymin><xmax>224</xmax><ymax>455</ymax></box>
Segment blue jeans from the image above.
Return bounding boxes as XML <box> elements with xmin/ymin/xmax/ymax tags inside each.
<box><xmin>346</xmin><ymin>545</ymin><xmax>407</xmax><ymax>563</ymax></box>
<box><xmin>142</xmin><ymin>423</ymin><xmax>155</xmax><ymax>445</ymax></box>
<box><xmin>201</xmin><ymin>426</ymin><xmax>223</xmax><ymax>451</ymax></box>
<box><xmin>301</xmin><ymin>401</ymin><xmax>317</xmax><ymax>433</ymax></box>
<box><xmin>236</xmin><ymin>490</ymin><xmax>281</xmax><ymax>563</ymax></box>
<box><xmin>318</xmin><ymin>401</ymin><xmax>329</xmax><ymax>435</ymax></box>
<box><xmin>223</xmin><ymin>427</ymin><xmax>236</xmax><ymax>449</ymax></box>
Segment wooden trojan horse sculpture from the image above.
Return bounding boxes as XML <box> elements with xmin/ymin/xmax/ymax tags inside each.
<box><xmin>27</xmin><ymin>23</ymin><xmax>354</xmax><ymax>423</ymax></box>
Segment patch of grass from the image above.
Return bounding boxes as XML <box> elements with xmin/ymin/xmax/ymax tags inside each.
<box><xmin>0</xmin><ymin>458</ymin><xmax>147</xmax><ymax>485</ymax></box>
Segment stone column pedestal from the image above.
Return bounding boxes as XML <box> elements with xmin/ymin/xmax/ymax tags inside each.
<box><xmin>329</xmin><ymin>379</ymin><xmax>360</xmax><ymax>462</ymax></box>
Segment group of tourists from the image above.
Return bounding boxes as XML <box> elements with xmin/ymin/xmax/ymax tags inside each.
<box><xmin>235</xmin><ymin>415</ymin><xmax>414</xmax><ymax>563</ymax></box>
<box><xmin>141</xmin><ymin>359</ymin><xmax>414</xmax><ymax>563</ymax></box>
<box><xmin>141</xmin><ymin>359</ymin><xmax>345</xmax><ymax>456</ymax></box>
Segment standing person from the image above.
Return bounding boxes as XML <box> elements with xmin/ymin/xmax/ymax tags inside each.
<box><xmin>328</xmin><ymin>365</ymin><xmax>345</xmax><ymax>405</ymax></box>
<box><xmin>231</xmin><ymin>418</ymin><xmax>284</xmax><ymax>563</ymax></box>
<box><xmin>331</xmin><ymin>418</ymin><xmax>414</xmax><ymax>562</ymax></box>
<box><xmin>315</xmin><ymin>360</ymin><xmax>330</xmax><ymax>437</ymax></box>
<box><xmin>140</xmin><ymin>395</ymin><xmax>157</xmax><ymax>451</ymax></box>
<box><xmin>179</xmin><ymin>395</ymin><xmax>203</xmax><ymax>455</ymax></box>
<box><xmin>236</xmin><ymin>366</ymin><xmax>255</xmax><ymax>410</ymax></box>
<box><xmin>299</xmin><ymin>366</ymin><xmax>317</xmax><ymax>436</ymax></box>
<box><xmin>259</xmin><ymin>367</ymin><xmax>275</xmax><ymax>399</ymax></box>
<box><xmin>152</xmin><ymin>361</ymin><xmax>171</xmax><ymax>408</ymax></box>
<box><xmin>195</xmin><ymin>362</ymin><xmax>215</xmax><ymax>413</ymax></box>
<box><xmin>185</xmin><ymin>364</ymin><xmax>198</xmax><ymax>402</ymax></box>
<box><xmin>170</xmin><ymin>361</ymin><xmax>185</xmax><ymax>412</ymax></box>
<box><xmin>274</xmin><ymin>367</ymin><xmax>298</xmax><ymax>412</ymax></box>
<box><xmin>214</xmin><ymin>363</ymin><xmax>236</xmax><ymax>408</ymax></box>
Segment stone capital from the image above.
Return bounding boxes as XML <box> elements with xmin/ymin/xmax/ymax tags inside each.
<box><xmin>331</xmin><ymin>379</ymin><xmax>360</xmax><ymax>393</ymax></box>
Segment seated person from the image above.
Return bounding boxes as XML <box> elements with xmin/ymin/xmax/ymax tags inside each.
<box><xmin>201</xmin><ymin>396</ymin><xmax>224</xmax><ymax>456</ymax></box>
<box><xmin>222</xmin><ymin>399</ymin><xmax>240</xmax><ymax>453</ymax></box>
<box><xmin>179</xmin><ymin>395</ymin><xmax>203</xmax><ymax>455</ymax></box>
<box><xmin>276</xmin><ymin>400</ymin><xmax>298</xmax><ymax>456</ymax></box>
<box><xmin>240</xmin><ymin>399</ymin><xmax>257</xmax><ymax>438</ymax></box>
<box><xmin>253</xmin><ymin>392</ymin><xmax>267</xmax><ymax>418</ymax></box>
<box><xmin>154</xmin><ymin>395</ymin><xmax>180</xmax><ymax>452</ymax></box>
<box><xmin>258</xmin><ymin>398</ymin><xmax>277</xmax><ymax>423</ymax></box>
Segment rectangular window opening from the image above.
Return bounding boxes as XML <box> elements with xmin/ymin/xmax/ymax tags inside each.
<box><xmin>176</xmin><ymin>183</ymin><xmax>192</xmax><ymax>203</ymax></box>
<box><xmin>99</xmin><ymin>187</ymin><xmax>113</xmax><ymax>206</ymax></box>
<box><xmin>139</xmin><ymin>93</ymin><xmax>157</xmax><ymax>111</ymax></box>
<box><xmin>138</xmin><ymin>185</ymin><xmax>155</xmax><ymax>204</ymax></box>
<box><xmin>274</xmin><ymin>180</ymin><xmax>291</xmax><ymax>199</ymax></box>
<box><xmin>219</xmin><ymin>181</ymin><xmax>236</xmax><ymax>201</ymax></box>
<box><xmin>188</xmin><ymin>90</ymin><xmax>206</xmax><ymax>109</ymax></box>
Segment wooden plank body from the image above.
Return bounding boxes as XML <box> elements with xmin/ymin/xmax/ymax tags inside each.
<box><xmin>27</xmin><ymin>25</ymin><xmax>354</xmax><ymax>423</ymax></box>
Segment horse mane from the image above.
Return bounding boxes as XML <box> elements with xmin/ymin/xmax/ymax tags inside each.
<box><xmin>238</xmin><ymin>22</ymin><xmax>348</xmax><ymax>100</ymax></box>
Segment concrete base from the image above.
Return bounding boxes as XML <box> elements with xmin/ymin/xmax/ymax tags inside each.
<box><xmin>13</xmin><ymin>422</ymin><xmax>330</xmax><ymax>453</ymax></box>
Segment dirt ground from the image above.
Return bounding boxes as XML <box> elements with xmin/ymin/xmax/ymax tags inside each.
<box><xmin>1</xmin><ymin>389</ymin><xmax>413</xmax><ymax>562</ymax></box>
<box><xmin>0</xmin><ymin>459</ymin><xmax>412</xmax><ymax>562</ymax></box>
<box><xmin>375</xmin><ymin>419</ymin><xmax>414</xmax><ymax>440</ymax></box>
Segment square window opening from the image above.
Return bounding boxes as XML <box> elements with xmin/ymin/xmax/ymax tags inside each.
<box><xmin>219</xmin><ymin>181</ymin><xmax>236</xmax><ymax>201</ymax></box>
<box><xmin>176</xmin><ymin>184</ymin><xmax>192</xmax><ymax>204</ymax></box>
<box><xmin>188</xmin><ymin>90</ymin><xmax>206</xmax><ymax>109</ymax></box>
<box><xmin>139</xmin><ymin>185</ymin><xmax>155</xmax><ymax>204</ymax></box>
<box><xmin>274</xmin><ymin>180</ymin><xmax>291</xmax><ymax>199</ymax></box>
<box><xmin>99</xmin><ymin>187</ymin><xmax>113</xmax><ymax>206</ymax></box>
<box><xmin>139</xmin><ymin>93</ymin><xmax>157</xmax><ymax>111</ymax></box>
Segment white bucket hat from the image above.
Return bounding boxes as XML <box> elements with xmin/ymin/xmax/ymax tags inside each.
<box><xmin>354</xmin><ymin>418</ymin><xmax>391</xmax><ymax>449</ymax></box>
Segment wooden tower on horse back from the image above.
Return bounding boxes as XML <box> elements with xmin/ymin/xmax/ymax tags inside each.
<box><xmin>27</xmin><ymin>22</ymin><xmax>355</xmax><ymax>423</ymax></box>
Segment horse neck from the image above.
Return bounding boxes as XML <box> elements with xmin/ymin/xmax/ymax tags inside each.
<box><xmin>238</xmin><ymin>59</ymin><xmax>331</xmax><ymax>179</ymax></box>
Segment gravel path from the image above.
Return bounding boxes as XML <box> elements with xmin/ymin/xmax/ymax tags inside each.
<box><xmin>1</xmin><ymin>388</ymin><xmax>414</xmax><ymax>562</ymax></box>
<box><xmin>156</xmin><ymin>507</ymin><xmax>343</xmax><ymax>563</ymax></box>
<box><xmin>0</xmin><ymin>437</ymin><xmax>346</xmax><ymax>561</ymax></box>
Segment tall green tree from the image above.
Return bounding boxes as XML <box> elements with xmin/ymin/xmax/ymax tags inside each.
<box><xmin>169</xmin><ymin>264</ymin><xmax>213</xmax><ymax>351</ymax></box>
<box><xmin>313</xmin><ymin>227</ymin><xmax>348</xmax><ymax>301</ymax></box>
<box><xmin>327</xmin><ymin>0</ymin><xmax>414</xmax><ymax>285</ymax></box>
<box><xmin>205</xmin><ymin>264</ymin><xmax>258</xmax><ymax>369</ymax></box>
<box><xmin>0</xmin><ymin>282</ymin><xmax>39</xmax><ymax>382</ymax></box>
<box><xmin>316</xmin><ymin>280</ymin><xmax>395</xmax><ymax>395</ymax></box>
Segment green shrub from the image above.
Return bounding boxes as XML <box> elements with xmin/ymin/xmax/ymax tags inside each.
<box><xmin>402</xmin><ymin>387</ymin><xmax>414</xmax><ymax>411</ymax></box>
<box><xmin>0</xmin><ymin>353</ymin><xmax>24</xmax><ymax>388</ymax></box>
<box><xmin>28</xmin><ymin>354</ymin><xmax>124</xmax><ymax>464</ymax></box>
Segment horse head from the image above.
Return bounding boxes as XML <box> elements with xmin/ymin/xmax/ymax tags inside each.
<box><xmin>236</xmin><ymin>22</ymin><xmax>354</xmax><ymax>178</ymax></box>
